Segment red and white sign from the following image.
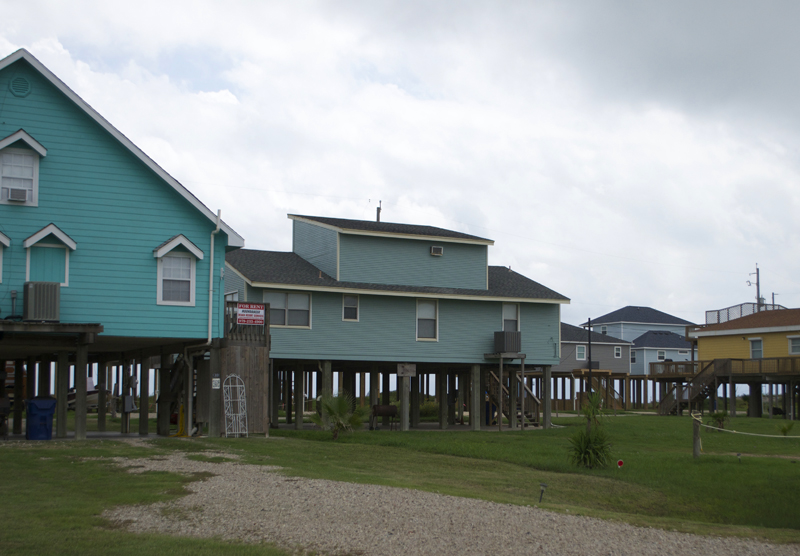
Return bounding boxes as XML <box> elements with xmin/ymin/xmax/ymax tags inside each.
<box><xmin>236</xmin><ymin>303</ymin><xmax>265</xmax><ymax>325</ymax></box>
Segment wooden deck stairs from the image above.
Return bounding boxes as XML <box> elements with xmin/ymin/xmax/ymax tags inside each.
<box><xmin>487</xmin><ymin>371</ymin><xmax>541</xmax><ymax>427</ymax></box>
<box><xmin>658</xmin><ymin>360</ymin><xmax>721</xmax><ymax>415</ymax></box>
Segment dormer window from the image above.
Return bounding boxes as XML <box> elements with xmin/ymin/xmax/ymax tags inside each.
<box><xmin>0</xmin><ymin>130</ymin><xmax>47</xmax><ymax>207</ymax></box>
<box><xmin>153</xmin><ymin>235</ymin><xmax>204</xmax><ymax>307</ymax></box>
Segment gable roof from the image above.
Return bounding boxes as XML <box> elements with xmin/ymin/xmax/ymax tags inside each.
<box><xmin>226</xmin><ymin>249</ymin><xmax>568</xmax><ymax>303</ymax></box>
<box><xmin>690</xmin><ymin>308</ymin><xmax>800</xmax><ymax>338</ymax></box>
<box><xmin>586</xmin><ymin>306</ymin><xmax>694</xmax><ymax>327</ymax></box>
<box><xmin>561</xmin><ymin>322</ymin><xmax>630</xmax><ymax>345</ymax></box>
<box><xmin>0</xmin><ymin>49</ymin><xmax>244</xmax><ymax>249</ymax></box>
<box><xmin>289</xmin><ymin>215</ymin><xmax>493</xmax><ymax>245</ymax></box>
<box><xmin>632</xmin><ymin>330</ymin><xmax>692</xmax><ymax>350</ymax></box>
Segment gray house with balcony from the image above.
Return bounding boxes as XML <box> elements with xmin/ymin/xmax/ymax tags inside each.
<box><xmin>225</xmin><ymin>214</ymin><xmax>569</xmax><ymax>430</ymax></box>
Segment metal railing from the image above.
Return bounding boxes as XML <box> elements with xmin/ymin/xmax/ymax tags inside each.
<box><xmin>705</xmin><ymin>302</ymin><xmax>786</xmax><ymax>325</ymax></box>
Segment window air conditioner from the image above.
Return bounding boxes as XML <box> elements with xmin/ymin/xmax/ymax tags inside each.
<box><xmin>430</xmin><ymin>246</ymin><xmax>444</xmax><ymax>256</ymax></box>
<box><xmin>23</xmin><ymin>282</ymin><xmax>60</xmax><ymax>322</ymax></box>
<box><xmin>7</xmin><ymin>188</ymin><xmax>28</xmax><ymax>202</ymax></box>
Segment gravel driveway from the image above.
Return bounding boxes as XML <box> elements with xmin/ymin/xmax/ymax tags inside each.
<box><xmin>103</xmin><ymin>448</ymin><xmax>799</xmax><ymax>556</ymax></box>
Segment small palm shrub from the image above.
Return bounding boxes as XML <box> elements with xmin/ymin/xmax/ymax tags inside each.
<box><xmin>309</xmin><ymin>394</ymin><xmax>369</xmax><ymax>440</ymax></box>
<box><xmin>568</xmin><ymin>427</ymin><xmax>612</xmax><ymax>469</ymax></box>
<box><xmin>779</xmin><ymin>422</ymin><xmax>794</xmax><ymax>436</ymax></box>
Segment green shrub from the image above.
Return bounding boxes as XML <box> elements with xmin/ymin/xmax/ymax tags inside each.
<box><xmin>706</xmin><ymin>411</ymin><xmax>729</xmax><ymax>431</ymax></box>
<box><xmin>309</xmin><ymin>394</ymin><xmax>369</xmax><ymax>440</ymax></box>
<box><xmin>568</xmin><ymin>427</ymin><xmax>612</xmax><ymax>469</ymax></box>
<box><xmin>420</xmin><ymin>400</ymin><xmax>439</xmax><ymax>418</ymax></box>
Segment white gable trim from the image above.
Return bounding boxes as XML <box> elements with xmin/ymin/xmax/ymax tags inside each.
<box><xmin>0</xmin><ymin>231</ymin><xmax>9</xmax><ymax>247</ymax></box>
<box><xmin>0</xmin><ymin>129</ymin><xmax>47</xmax><ymax>157</ymax></box>
<box><xmin>0</xmin><ymin>49</ymin><xmax>244</xmax><ymax>248</ymax></box>
<box><xmin>23</xmin><ymin>223</ymin><xmax>77</xmax><ymax>250</ymax></box>
<box><xmin>153</xmin><ymin>235</ymin><xmax>204</xmax><ymax>260</ymax></box>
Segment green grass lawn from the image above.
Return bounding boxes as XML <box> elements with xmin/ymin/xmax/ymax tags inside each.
<box><xmin>1</xmin><ymin>414</ymin><xmax>798</xmax><ymax>555</ymax></box>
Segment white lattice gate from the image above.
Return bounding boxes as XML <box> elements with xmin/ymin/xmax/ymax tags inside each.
<box><xmin>223</xmin><ymin>374</ymin><xmax>248</xmax><ymax>437</ymax></box>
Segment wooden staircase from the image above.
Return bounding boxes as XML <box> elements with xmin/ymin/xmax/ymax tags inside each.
<box><xmin>658</xmin><ymin>360</ymin><xmax>722</xmax><ymax>415</ymax></box>
<box><xmin>487</xmin><ymin>371</ymin><xmax>541</xmax><ymax>427</ymax></box>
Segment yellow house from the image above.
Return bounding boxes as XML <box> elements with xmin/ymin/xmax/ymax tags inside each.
<box><xmin>688</xmin><ymin>308</ymin><xmax>800</xmax><ymax>360</ymax></box>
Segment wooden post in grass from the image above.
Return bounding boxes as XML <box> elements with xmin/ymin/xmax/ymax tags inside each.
<box><xmin>693</xmin><ymin>416</ymin><xmax>700</xmax><ymax>459</ymax></box>
<box><xmin>294</xmin><ymin>362</ymin><xmax>304</xmax><ymax>430</ymax></box>
<box><xmin>543</xmin><ymin>365</ymin><xmax>552</xmax><ymax>429</ymax></box>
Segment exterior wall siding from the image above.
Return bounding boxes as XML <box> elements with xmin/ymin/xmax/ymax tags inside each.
<box><xmin>225</xmin><ymin>266</ymin><xmax>246</xmax><ymax>300</ymax></box>
<box><xmin>0</xmin><ymin>60</ymin><xmax>229</xmax><ymax>339</ymax></box>
<box><xmin>698</xmin><ymin>330</ymin><xmax>800</xmax><ymax>360</ymax></box>
<box><xmin>338</xmin><ymin>234</ymin><xmax>488</xmax><ymax>290</ymax></box>
<box><xmin>553</xmin><ymin>343</ymin><xmax>630</xmax><ymax>374</ymax></box>
<box><xmin>260</xmin><ymin>287</ymin><xmax>559</xmax><ymax>365</ymax></box>
<box><xmin>637</xmin><ymin>348</ymin><xmax>692</xmax><ymax>375</ymax></box>
<box><xmin>293</xmin><ymin>220</ymin><xmax>338</xmax><ymax>278</ymax></box>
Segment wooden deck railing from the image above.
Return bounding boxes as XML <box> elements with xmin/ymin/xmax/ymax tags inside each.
<box><xmin>224</xmin><ymin>302</ymin><xmax>269</xmax><ymax>346</ymax></box>
<box><xmin>651</xmin><ymin>357</ymin><xmax>800</xmax><ymax>378</ymax></box>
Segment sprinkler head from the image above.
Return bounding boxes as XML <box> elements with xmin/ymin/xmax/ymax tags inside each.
<box><xmin>539</xmin><ymin>483</ymin><xmax>548</xmax><ymax>503</ymax></box>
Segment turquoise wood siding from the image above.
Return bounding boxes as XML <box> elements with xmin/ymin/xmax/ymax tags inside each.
<box><xmin>338</xmin><ymin>235</ymin><xmax>488</xmax><ymax>289</ymax></box>
<box><xmin>293</xmin><ymin>220</ymin><xmax>338</xmax><ymax>278</ymax></box>
<box><xmin>0</xmin><ymin>59</ymin><xmax>229</xmax><ymax>339</ymax></box>
<box><xmin>262</xmin><ymin>287</ymin><xmax>559</xmax><ymax>365</ymax></box>
<box><xmin>29</xmin><ymin>245</ymin><xmax>66</xmax><ymax>283</ymax></box>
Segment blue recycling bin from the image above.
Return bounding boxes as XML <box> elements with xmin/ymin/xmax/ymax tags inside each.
<box><xmin>26</xmin><ymin>398</ymin><xmax>57</xmax><ymax>440</ymax></box>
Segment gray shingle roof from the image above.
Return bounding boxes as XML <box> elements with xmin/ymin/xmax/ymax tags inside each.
<box><xmin>226</xmin><ymin>250</ymin><xmax>569</xmax><ymax>301</ymax></box>
<box><xmin>290</xmin><ymin>215</ymin><xmax>492</xmax><ymax>243</ymax></box>
<box><xmin>586</xmin><ymin>306</ymin><xmax>694</xmax><ymax>327</ymax></box>
<box><xmin>632</xmin><ymin>331</ymin><xmax>692</xmax><ymax>349</ymax></box>
<box><xmin>560</xmin><ymin>322</ymin><xmax>630</xmax><ymax>344</ymax></box>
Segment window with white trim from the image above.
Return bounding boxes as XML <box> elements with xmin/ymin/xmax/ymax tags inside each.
<box><xmin>264</xmin><ymin>291</ymin><xmax>311</xmax><ymax>327</ymax></box>
<box><xmin>158</xmin><ymin>253</ymin><xmax>196</xmax><ymax>306</ymax></box>
<box><xmin>576</xmin><ymin>345</ymin><xmax>586</xmax><ymax>360</ymax></box>
<box><xmin>750</xmin><ymin>339</ymin><xmax>763</xmax><ymax>359</ymax></box>
<box><xmin>789</xmin><ymin>336</ymin><xmax>800</xmax><ymax>355</ymax></box>
<box><xmin>614</xmin><ymin>346</ymin><xmax>622</xmax><ymax>358</ymax></box>
<box><xmin>0</xmin><ymin>148</ymin><xmax>39</xmax><ymax>206</ymax></box>
<box><xmin>502</xmin><ymin>303</ymin><xmax>518</xmax><ymax>332</ymax></box>
<box><xmin>343</xmin><ymin>294</ymin><xmax>359</xmax><ymax>321</ymax></box>
<box><xmin>416</xmin><ymin>299</ymin><xmax>437</xmax><ymax>340</ymax></box>
<box><xmin>657</xmin><ymin>350</ymin><xmax>666</xmax><ymax>361</ymax></box>
<box><xmin>24</xmin><ymin>224</ymin><xmax>77</xmax><ymax>288</ymax></box>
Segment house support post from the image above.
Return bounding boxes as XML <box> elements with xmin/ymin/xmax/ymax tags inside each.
<box><xmin>381</xmin><ymin>370</ymin><xmax>390</xmax><ymax>428</ymax></box>
<box><xmin>208</xmin><ymin>348</ymin><xmax>222</xmax><ymax>437</ymax></box>
<box><xmin>74</xmin><ymin>337</ymin><xmax>89</xmax><ymax>441</ymax></box>
<box><xmin>97</xmin><ymin>359</ymin><xmax>107</xmax><ymax>432</ymax></box>
<box><xmin>139</xmin><ymin>354</ymin><xmax>150</xmax><ymax>436</ymax></box>
<box><xmin>410</xmin><ymin>375</ymin><xmax>420</xmax><ymax>428</ymax></box>
<box><xmin>438</xmin><ymin>371</ymin><xmax>447</xmax><ymax>430</ymax></box>
<box><xmin>508</xmin><ymin>363</ymin><xmax>517</xmax><ymax>430</ymax></box>
<box><xmin>400</xmin><ymin>375</ymin><xmax>410</xmax><ymax>431</ymax></box>
<box><xmin>270</xmin><ymin>360</ymin><xmax>279</xmax><ymax>427</ymax></box>
<box><xmin>55</xmin><ymin>352</ymin><xmax>69</xmax><ymax>438</ymax></box>
<box><xmin>157</xmin><ymin>352</ymin><xmax>171</xmax><ymax>436</ymax></box>
<box><xmin>294</xmin><ymin>363</ymin><xmax>304</xmax><ymax>430</ymax></box>
<box><xmin>729</xmin><ymin>375</ymin><xmax>736</xmax><ymax>417</ymax></box>
<box><xmin>543</xmin><ymin>365</ymin><xmax>552</xmax><ymax>429</ymax></box>
<box><xmin>13</xmin><ymin>360</ymin><xmax>24</xmax><ymax>434</ymax></box>
<box><xmin>470</xmin><ymin>364</ymin><xmax>481</xmax><ymax>431</ymax></box>
<box><xmin>788</xmin><ymin>381</ymin><xmax>794</xmax><ymax>421</ymax></box>
<box><xmin>457</xmin><ymin>374</ymin><xmax>464</xmax><ymax>425</ymax></box>
<box><xmin>369</xmin><ymin>367</ymin><xmax>379</xmax><ymax>430</ymax></box>
<box><xmin>768</xmin><ymin>383</ymin><xmax>773</xmax><ymax>418</ymax></box>
<box><xmin>26</xmin><ymin>356</ymin><xmax>36</xmax><ymax>401</ymax></box>
<box><xmin>321</xmin><ymin>360</ymin><xmax>332</xmax><ymax>400</ymax></box>
<box><xmin>284</xmin><ymin>368</ymin><xmax>292</xmax><ymax>425</ymax></box>
<box><xmin>480</xmin><ymin>367</ymin><xmax>487</xmax><ymax>426</ymax></box>
<box><xmin>37</xmin><ymin>356</ymin><xmax>51</xmax><ymax>397</ymax></box>
<box><xmin>498</xmin><ymin>358</ymin><xmax>504</xmax><ymax>431</ymax></box>
<box><xmin>447</xmin><ymin>372</ymin><xmax>456</xmax><ymax>425</ymax></box>
<box><xmin>748</xmin><ymin>382</ymin><xmax>762</xmax><ymax>418</ymax></box>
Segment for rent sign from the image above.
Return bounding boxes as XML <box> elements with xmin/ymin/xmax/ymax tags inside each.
<box><xmin>236</xmin><ymin>303</ymin><xmax>265</xmax><ymax>325</ymax></box>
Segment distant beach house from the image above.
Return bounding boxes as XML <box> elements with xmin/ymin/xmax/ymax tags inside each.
<box><xmin>226</xmin><ymin>214</ymin><xmax>569</xmax><ymax>429</ymax></box>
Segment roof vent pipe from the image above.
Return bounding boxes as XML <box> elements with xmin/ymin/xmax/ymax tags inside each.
<box><xmin>376</xmin><ymin>200</ymin><xmax>381</xmax><ymax>222</ymax></box>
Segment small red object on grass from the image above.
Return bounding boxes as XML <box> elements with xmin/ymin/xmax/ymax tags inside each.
<box><xmin>617</xmin><ymin>460</ymin><xmax>624</xmax><ymax>469</ymax></box>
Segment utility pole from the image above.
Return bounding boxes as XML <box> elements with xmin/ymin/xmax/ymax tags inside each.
<box><xmin>587</xmin><ymin>317</ymin><xmax>593</xmax><ymax>395</ymax></box>
<box><xmin>748</xmin><ymin>264</ymin><xmax>762</xmax><ymax>312</ymax></box>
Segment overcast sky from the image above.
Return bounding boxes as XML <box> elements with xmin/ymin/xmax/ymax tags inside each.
<box><xmin>3</xmin><ymin>1</ymin><xmax>799</xmax><ymax>327</ymax></box>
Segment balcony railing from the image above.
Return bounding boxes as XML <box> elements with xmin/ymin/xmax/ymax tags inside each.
<box><xmin>651</xmin><ymin>357</ymin><xmax>800</xmax><ymax>378</ymax></box>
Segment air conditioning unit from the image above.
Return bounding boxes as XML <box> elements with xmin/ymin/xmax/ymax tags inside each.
<box><xmin>23</xmin><ymin>282</ymin><xmax>60</xmax><ymax>322</ymax></box>
<box><xmin>494</xmin><ymin>331</ymin><xmax>521</xmax><ymax>353</ymax></box>
<box><xmin>430</xmin><ymin>246</ymin><xmax>444</xmax><ymax>256</ymax></box>
<box><xmin>7</xmin><ymin>188</ymin><xmax>28</xmax><ymax>202</ymax></box>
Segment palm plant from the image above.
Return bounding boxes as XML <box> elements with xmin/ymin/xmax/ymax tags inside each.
<box><xmin>568</xmin><ymin>390</ymin><xmax>612</xmax><ymax>468</ymax></box>
<box><xmin>309</xmin><ymin>394</ymin><xmax>369</xmax><ymax>440</ymax></box>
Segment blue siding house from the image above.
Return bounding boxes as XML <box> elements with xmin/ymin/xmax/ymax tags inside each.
<box><xmin>0</xmin><ymin>49</ymin><xmax>245</xmax><ymax>439</ymax></box>
<box><xmin>226</xmin><ymin>214</ymin><xmax>569</xmax><ymax>430</ymax></box>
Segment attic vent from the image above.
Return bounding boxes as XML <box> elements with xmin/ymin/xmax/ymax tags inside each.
<box><xmin>9</xmin><ymin>76</ymin><xmax>31</xmax><ymax>98</ymax></box>
<box><xmin>430</xmin><ymin>246</ymin><xmax>443</xmax><ymax>256</ymax></box>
